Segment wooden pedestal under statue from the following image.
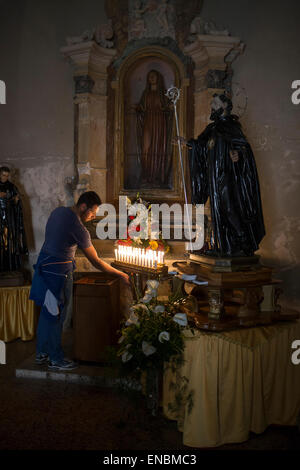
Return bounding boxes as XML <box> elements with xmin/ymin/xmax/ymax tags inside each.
<box><xmin>174</xmin><ymin>254</ymin><xmax>299</xmax><ymax>331</ymax></box>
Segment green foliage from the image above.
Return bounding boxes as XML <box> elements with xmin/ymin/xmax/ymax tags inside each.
<box><xmin>118</xmin><ymin>305</ymin><xmax>184</xmax><ymax>373</ymax></box>
<box><xmin>116</xmin><ymin>279</ymin><xmax>191</xmax><ymax>379</ymax></box>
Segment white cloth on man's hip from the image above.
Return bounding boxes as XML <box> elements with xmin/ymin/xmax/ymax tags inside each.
<box><xmin>43</xmin><ymin>289</ymin><xmax>60</xmax><ymax>316</ymax></box>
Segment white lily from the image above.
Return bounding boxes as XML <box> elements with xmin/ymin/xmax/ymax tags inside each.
<box><xmin>122</xmin><ymin>351</ymin><xmax>133</xmax><ymax>363</ymax></box>
<box><xmin>142</xmin><ymin>341</ymin><xmax>157</xmax><ymax>356</ymax></box>
<box><xmin>154</xmin><ymin>305</ymin><xmax>165</xmax><ymax>313</ymax></box>
<box><xmin>125</xmin><ymin>312</ymin><xmax>140</xmax><ymax>326</ymax></box>
<box><xmin>141</xmin><ymin>293</ymin><xmax>153</xmax><ymax>304</ymax></box>
<box><xmin>158</xmin><ymin>331</ymin><xmax>170</xmax><ymax>343</ymax></box>
<box><xmin>173</xmin><ymin>313</ymin><xmax>188</xmax><ymax>327</ymax></box>
<box><xmin>132</xmin><ymin>303</ymin><xmax>148</xmax><ymax>312</ymax></box>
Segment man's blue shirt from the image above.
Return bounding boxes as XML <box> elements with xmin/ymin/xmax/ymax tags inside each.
<box><xmin>41</xmin><ymin>207</ymin><xmax>92</xmax><ymax>260</ymax></box>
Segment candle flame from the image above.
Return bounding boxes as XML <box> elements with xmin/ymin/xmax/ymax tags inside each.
<box><xmin>115</xmin><ymin>245</ymin><xmax>164</xmax><ymax>269</ymax></box>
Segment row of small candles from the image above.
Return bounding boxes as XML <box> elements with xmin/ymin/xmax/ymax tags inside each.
<box><xmin>115</xmin><ymin>246</ymin><xmax>165</xmax><ymax>269</ymax></box>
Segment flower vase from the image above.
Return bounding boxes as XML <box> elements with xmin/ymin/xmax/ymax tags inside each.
<box><xmin>146</xmin><ymin>367</ymin><xmax>160</xmax><ymax>416</ymax></box>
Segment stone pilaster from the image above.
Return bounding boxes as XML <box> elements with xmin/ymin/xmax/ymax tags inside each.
<box><xmin>184</xmin><ymin>34</ymin><xmax>244</xmax><ymax>136</ymax></box>
<box><xmin>61</xmin><ymin>41</ymin><xmax>117</xmax><ymax>202</ymax></box>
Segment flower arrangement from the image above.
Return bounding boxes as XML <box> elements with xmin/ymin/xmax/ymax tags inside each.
<box><xmin>113</xmin><ymin>278</ymin><xmax>195</xmax><ymax>416</ymax></box>
<box><xmin>116</xmin><ymin>194</ymin><xmax>170</xmax><ymax>254</ymax></box>
<box><xmin>117</xmin><ymin>279</ymin><xmax>189</xmax><ymax>374</ymax></box>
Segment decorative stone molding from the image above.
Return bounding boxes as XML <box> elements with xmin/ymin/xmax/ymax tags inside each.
<box><xmin>61</xmin><ymin>41</ymin><xmax>116</xmax><ymax>79</ymax></box>
<box><xmin>184</xmin><ymin>34</ymin><xmax>244</xmax><ymax>92</ymax></box>
<box><xmin>74</xmin><ymin>75</ymin><xmax>95</xmax><ymax>94</ymax></box>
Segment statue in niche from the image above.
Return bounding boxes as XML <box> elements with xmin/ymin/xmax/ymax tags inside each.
<box><xmin>135</xmin><ymin>70</ymin><xmax>173</xmax><ymax>187</ymax></box>
<box><xmin>0</xmin><ymin>166</ymin><xmax>28</xmax><ymax>272</ymax></box>
<box><xmin>185</xmin><ymin>94</ymin><xmax>265</xmax><ymax>257</ymax></box>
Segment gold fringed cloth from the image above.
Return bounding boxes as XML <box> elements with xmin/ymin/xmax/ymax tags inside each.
<box><xmin>0</xmin><ymin>285</ymin><xmax>36</xmax><ymax>342</ymax></box>
<box><xmin>163</xmin><ymin>321</ymin><xmax>300</xmax><ymax>448</ymax></box>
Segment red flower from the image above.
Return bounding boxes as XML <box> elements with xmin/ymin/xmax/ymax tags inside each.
<box><xmin>136</xmin><ymin>225</ymin><xmax>140</xmax><ymax>232</ymax></box>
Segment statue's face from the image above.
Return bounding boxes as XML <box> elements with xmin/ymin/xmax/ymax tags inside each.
<box><xmin>148</xmin><ymin>71</ymin><xmax>158</xmax><ymax>85</ymax></box>
<box><xmin>211</xmin><ymin>95</ymin><xmax>226</xmax><ymax>113</ymax></box>
<box><xmin>0</xmin><ymin>171</ymin><xmax>9</xmax><ymax>183</ymax></box>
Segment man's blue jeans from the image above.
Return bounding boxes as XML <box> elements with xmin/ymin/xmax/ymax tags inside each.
<box><xmin>36</xmin><ymin>272</ymin><xmax>73</xmax><ymax>362</ymax></box>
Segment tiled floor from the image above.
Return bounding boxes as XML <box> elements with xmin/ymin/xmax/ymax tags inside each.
<box><xmin>0</xmin><ymin>333</ymin><xmax>299</xmax><ymax>451</ymax></box>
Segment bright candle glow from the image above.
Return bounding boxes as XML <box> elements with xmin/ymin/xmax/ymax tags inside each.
<box><xmin>115</xmin><ymin>246</ymin><xmax>164</xmax><ymax>269</ymax></box>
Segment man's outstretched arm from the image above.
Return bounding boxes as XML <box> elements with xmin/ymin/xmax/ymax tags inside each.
<box><xmin>82</xmin><ymin>245</ymin><xmax>130</xmax><ymax>286</ymax></box>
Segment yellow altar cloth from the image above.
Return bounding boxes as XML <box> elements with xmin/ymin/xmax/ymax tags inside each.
<box><xmin>163</xmin><ymin>320</ymin><xmax>300</xmax><ymax>448</ymax></box>
<box><xmin>0</xmin><ymin>285</ymin><xmax>36</xmax><ymax>342</ymax></box>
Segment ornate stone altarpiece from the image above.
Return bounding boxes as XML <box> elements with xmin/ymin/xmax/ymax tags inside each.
<box><xmin>60</xmin><ymin>0</ymin><xmax>244</xmax><ymax>205</ymax></box>
<box><xmin>59</xmin><ymin>1</ymin><xmax>300</xmax><ymax>331</ymax></box>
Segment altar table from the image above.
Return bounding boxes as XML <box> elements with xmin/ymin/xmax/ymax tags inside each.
<box><xmin>163</xmin><ymin>320</ymin><xmax>300</xmax><ymax>448</ymax></box>
<box><xmin>0</xmin><ymin>285</ymin><xmax>36</xmax><ymax>342</ymax></box>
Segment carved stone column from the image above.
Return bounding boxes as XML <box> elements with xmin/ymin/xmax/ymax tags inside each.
<box><xmin>61</xmin><ymin>41</ymin><xmax>117</xmax><ymax>202</ymax></box>
<box><xmin>184</xmin><ymin>34</ymin><xmax>244</xmax><ymax>136</ymax></box>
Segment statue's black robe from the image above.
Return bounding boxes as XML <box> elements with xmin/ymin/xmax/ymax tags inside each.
<box><xmin>0</xmin><ymin>181</ymin><xmax>28</xmax><ymax>271</ymax></box>
<box><xmin>188</xmin><ymin>115</ymin><xmax>265</xmax><ymax>256</ymax></box>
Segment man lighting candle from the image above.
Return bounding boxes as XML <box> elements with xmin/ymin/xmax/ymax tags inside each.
<box><xmin>30</xmin><ymin>191</ymin><xmax>129</xmax><ymax>371</ymax></box>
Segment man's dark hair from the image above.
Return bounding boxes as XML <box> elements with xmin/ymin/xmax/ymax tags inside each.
<box><xmin>0</xmin><ymin>166</ymin><xmax>10</xmax><ymax>174</ymax></box>
<box><xmin>76</xmin><ymin>191</ymin><xmax>101</xmax><ymax>208</ymax></box>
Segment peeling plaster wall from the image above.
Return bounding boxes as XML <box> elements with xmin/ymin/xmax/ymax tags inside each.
<box><xmin>0</xmin><ymin>0</ymin><xmax>107</xmax><ymax>265</ymax></box>
<box><xmin>201</xmin><ymin>0</ymin><xmax>300</xmax><ymax>310</ymax></box>
<box><xmin>1</xmin><ymin>0</ymin><xmax>299</xmax><ymax>309</ymax></box>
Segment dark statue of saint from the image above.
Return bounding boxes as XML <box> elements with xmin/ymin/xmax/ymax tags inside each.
<box><xmin>136</xmin><ymin>69</ymin><xmax>173</xmax><ymax>188</ymax></box>
<box><xmin>0</xmin><ymin>166</ymin><xmax>28</xmax><ymax>271</ymax></box>
<box><xmin>187</xmin><ymin>93</ymin><xmax>265</xmax><ymax>257</ymax></box>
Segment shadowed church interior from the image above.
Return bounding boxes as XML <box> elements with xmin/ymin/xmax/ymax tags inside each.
<box><xmin>0</xmin><ymin>0</ymin><xmax>299</xmax><ymax>453</ymax></box>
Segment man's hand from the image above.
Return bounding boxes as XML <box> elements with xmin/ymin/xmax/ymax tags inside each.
<box><xmin>14</xmin><ymin>195</ymin><xmax>19</xmax><ymax>203</ymax></box>
<box><xmin>0</xmin><ymin>192</ymin><xmax>6</xmax><ymax>198</ymax></box>
<box><xmin>230</xmin><ymin>150</ymin><xmax>239</xmax><ymax>162</ymax></box>
<box><xmin>119</xmin><ymin>272</ymin><xmax>131</xmax><ymax>287</ymax></box>
<box><xmin>82</xmin><ymin>245</ymin><xmax>131</xmax><ymax>287</ymax></box>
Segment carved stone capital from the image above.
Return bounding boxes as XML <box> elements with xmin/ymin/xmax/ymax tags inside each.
<box><xmin>61</xmin><ymin>40</ymin><xmax>117</xmax><ymax>90</ymax></box>
<box><xmin>184</xmin><ymin>34</ymin><xmax>244</xmax><ymax>92</ymax></box>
